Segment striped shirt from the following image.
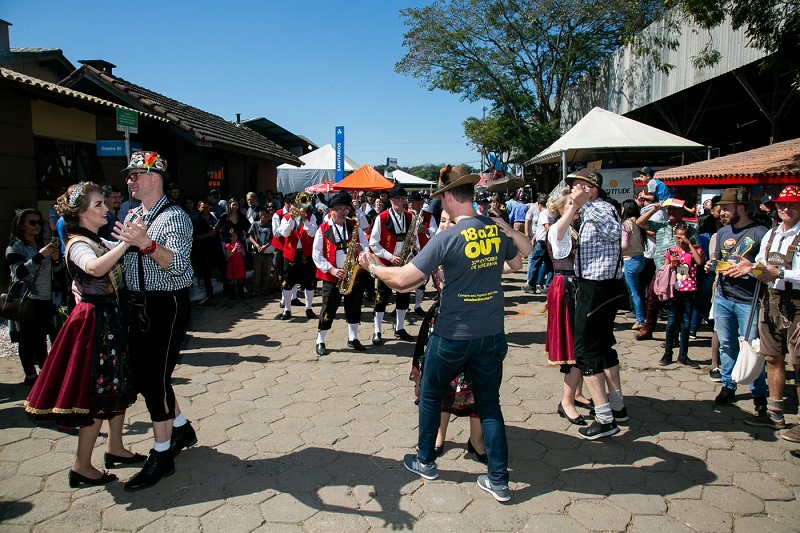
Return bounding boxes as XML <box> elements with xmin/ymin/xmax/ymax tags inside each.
<box><xmin>123</xmin><ymin>195</ymin><xmax>193</xmax><ymax>292</ymax></box>
<box><xmin>573</xmin><ymin>199</ymin><xmax>622</xmax><ymax>280</ymax></box>
<box><xmin>648</xmin><ymin>219</ymin><xmax>698</xmax><ymax>270</ymax></box>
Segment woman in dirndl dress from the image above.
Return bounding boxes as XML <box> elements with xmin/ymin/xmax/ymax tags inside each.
<box><xmin>545</xmin><ymin>187</ymin><xmax>592</xmax><ymax>425</ymax></box>
<box><xmin>25</xmin><ymin>182</ymin><xmax>142</xmax><ymax>488</ymax></box>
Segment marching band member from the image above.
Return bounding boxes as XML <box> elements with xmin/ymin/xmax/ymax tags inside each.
<box><xmin>275</xmin><ymin>192</ymin><xmax>318</xmax><ymax>320</ymax></box>
<box><xmin>312</xmin><ymin>192</ymin><xmax>369</xmax><ymax>355</ymax></box>
<box><xmin>409</xmin><ymin>190</ymin><xmax>438</xmax><ymax>316</ymax></box>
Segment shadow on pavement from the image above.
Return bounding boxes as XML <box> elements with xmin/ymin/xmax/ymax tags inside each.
<box><xmin>0</xmin><ymin>500</ymin><xmax>33</xmax><ymax>522</ymax></box>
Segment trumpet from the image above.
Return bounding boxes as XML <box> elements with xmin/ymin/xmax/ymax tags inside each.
<box><xmin>290</xmin><ymin>192</ymin><xmax>313</xmax><ymax>217</ymax></box>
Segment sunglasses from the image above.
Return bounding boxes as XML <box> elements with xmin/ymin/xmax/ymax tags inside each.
<box><xmin>26</xmin><ymin>220</ymin><xmax>44</xmax><ymax>227</ymax></box>
<box><xmin>126</xmin><ymin>171</ymin><xmax>149</xmax><ymax>182</ymax></box>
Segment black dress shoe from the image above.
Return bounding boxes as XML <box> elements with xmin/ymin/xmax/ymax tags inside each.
<box><xmin>394</xmin><ymin>329</ymin><xmax>414</xmax><ymax>341</ymax></box>
<box><xmin>372</xmin><ymin>333</ymin><xmax>383</xmax><ymax>345</ymax></box>
<box><xmin>414</xmin><ymin>307</ymin><xmax>426</xmax><ymax>317</ymax></box>
<box><xmin>305</xmin><ymin>309</ymin><xmax>317</xmax><ymax>319</ymax></box>
<box><xmin>170</xmin><ymin>421</ymin><xmax>198</xmax><ymax>458</ymax></box>
<box><xmin>574</xmin><ymin>399</ymin><xmax>594</xmax><ymax>410</ymax></box>
<box><xmin>434</xmin><ymin>444</ymin><xmax>444</xmax><ymax>456</ymax></box>
<box><xmin>347</xmin><ymin>339</ymin><xmax>366</xmax><ymax>351</ymax></box>
<box><xmin>68</xmin><ymin>469</ymin><xmax>117</xmax><ymax>488</ymax></box>
<box><xmin>557</xmin><ymin>403</ymin><xmax>587</xmax><ymax>426</ymax></box>
<box><xmin>316</xmin><ymin>343</ymin><xmax>329</xmax><ymax>356</ymax></box>
<box><xmin>277</xmin><ymin>311</ymin><xmax>291</xmax><ymax>320</ymax></box>
<box><xmin>588</xmin><ymin>406</ymin><xmax>629</xmax><ymax>422</ymax></box>
<box><xmin>124</xmin><ymin>449</ymin><xmax>175</xmax><ymax>492</ymax></box>
<box><xmin>578</xmin><ymin>420</ymin><xmax>620</xmax><ymax>440</ymax></box>
<box><xmin>291</xmin><ymin>298</ymin><xmax>303</xmax><ymax>307</ymax></box>
<box><xmin>467</xmin><ymin>438</ymin><xmax>489</xmax><ymax>464</ymax></box>
<box><xmin>104</xmin><ymin>451</ymin><xmax>147</xmax><ymax>469</ymax></box>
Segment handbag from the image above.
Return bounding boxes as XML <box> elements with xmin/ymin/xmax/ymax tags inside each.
<box><xmin>0</xmin><ymin>264</ymin><xmax>42</xmax><ymax>323</ymax></box>
<box><xmin>732</xmin><ymin>280</ymin><xmax>765</xmax><ymax>385</ymax></box>
<box><xmin>653</xmin><ymin>262</ymin><xmax>676</xmax><ymax>302</ymax></box>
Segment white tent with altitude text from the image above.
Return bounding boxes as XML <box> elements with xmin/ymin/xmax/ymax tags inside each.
<box><xmin>277</xmin><ymin>144</ymin><xmax>359</xmax><ymax>193</ymax></box>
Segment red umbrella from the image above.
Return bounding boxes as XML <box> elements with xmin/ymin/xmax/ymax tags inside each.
<box><xmin>305</xmin><ymin>181</ymin><xmax>336</xmax><ymax>194</ymax></box>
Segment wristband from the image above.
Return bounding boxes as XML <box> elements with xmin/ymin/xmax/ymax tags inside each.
<box><xmin>369</xmin><ymin>265</ymin><xmax>377</xmax><ymax>279</ymax></box>
<box><xmin>140</xmin><ymin>240</ymin><xmax>157</xmax><ymax>255</ymax></box>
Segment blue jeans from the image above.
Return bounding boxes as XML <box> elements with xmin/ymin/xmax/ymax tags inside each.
<box><xmin>536</xmin><ymin>252</ymin><xmax>553</xmax><ymax>288</ymax></box>
<box><xmin>690</xmin><ymin>272</ymin><xmax>714</xmax><ymax>333</ymax></box>
<box><xmin>623</xmin><ymin>256</ymin><xmax>646</xmax><ymax>324</ymax></box>
<box><xmin>418</xmin><ymin>332</ymin><xmax>509</xmax><ymax>485</ymax></box>
<box><xmin>665</xmin><ymin>292</ymin><xmax>693</xmax><ymax>359</ymax></box>
<box><xmin>714</xmin><ymin>294</ymin><xmax>767</xmax><ymax>395</ymax></box>
<box><xmin>527</xmin><ymin>242</ymin><xmax>545</xmax><ymax>287</ymax></box>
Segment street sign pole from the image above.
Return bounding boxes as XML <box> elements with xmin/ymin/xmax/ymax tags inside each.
<box><xmin>116</xmin><ymin>108</ymin><xmax>139</xmax><ymax>160</ymax></box>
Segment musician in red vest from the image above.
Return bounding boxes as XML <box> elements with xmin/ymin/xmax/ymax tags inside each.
<box><xmin>311</xmin><ymin>192</ymin><xmax>369</xmax><ymax>356</ymax></box>
<box><xmin>271</xmin><ymin>194</ymin><xmax>298</xmax><ymax>308</ymax></box>
<box><xmin>369</xmin><ymin>184</ymin><xmax>416</xmax><ymax>344</ymax></box>
<box><xmin>275</xmin><ymin>192</ymin><xmax>318</xmax><ymax>320</ymax></box>
<box><xmin>408</xmin><ymin>190</ymin><xmax>438</xmax><ymax>316</ymax></box>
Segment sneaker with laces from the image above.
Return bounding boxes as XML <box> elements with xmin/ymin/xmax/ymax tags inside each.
<box><xmin>743</xmin><ymin>414</ymin><xmax>787</xmax><ymax>429</ymax></box>
<box><xmin>403</xmin><ymin>454</ymin><xmax>438</xmax><ymax>480</ymax></box>
<box><xmin>578</xmin><ymin>420</ymin><xmax>620</xmax><ymax>440</ymax></box>
<box><xmin>589</xmin><ymin>406</ymin><xmax>628</xmax><ymax>422</ymax></box>
<box><xmin>477</xmin><ymin>474</ymin><xmax>510</xmax><ymax>502</ymax></box>
<box><xmin>715</xmin><ymin>386</ymin><xmax>736</xmax><ymax>405</ymax></box>
<box><xmin>709</xmin><ymin>367</ymin><xmax>722</xmax><ymax>382</ymax></box>
<box><xmin>780</xmin><ymin>425</ymin><xmax>800</xmax><ymax>443</ymax></box>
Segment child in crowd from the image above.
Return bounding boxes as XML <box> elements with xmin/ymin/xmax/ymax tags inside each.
<box><xmin>660</xmin><ymin>223</ymin><xmax>705</xmax><ymax>368</ymax></box>
<box><xmin>225</xmin><ymin>228</ymin><xmax>246</xmax><ymax>299</ymax></box>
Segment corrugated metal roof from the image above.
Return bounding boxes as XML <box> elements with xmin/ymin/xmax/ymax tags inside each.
<box><xmin>0</xmin><ymin>67</ymin><xmax>167</xmax><ymax>121</ymax></box>
<box><xmin>655</xmin><ymin>138</ymin><xmax>800</xmax><ymax>185</ymax></box>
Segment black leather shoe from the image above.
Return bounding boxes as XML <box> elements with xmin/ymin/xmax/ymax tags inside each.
<box><xmin>578</xmin><ymin>421</ymin><xmax>620</xmax><ymax>440</ymax></box>
<box><xmin>316</xmin><ymin>343</ymin><xmax>328</xmax><ymax>356</ymax></box>
<box><xmin>372</xmin><ymin>333</ymin><xmax>383</xmax><ymax>345</ymax></box>
<box><xmin>170</xmin><ymin>421</ymin><xmax>197</xmax><ymax>458</ymax></box>
<box><xmin>291</xmin><ymin>298</ymin><xmax>303</xmax><ymax>307</ymax></box>
<box><xmin>277</xmin><ymin>311</ymin><xmax>291</xmax><ymax>320</ymax></box>
<box><xmin>347</xmin><ymin>339</ymin><xmax>366</xmax><ymax>351</ymax></box>
<box><xmin>557</xmin><ymin>403</ymin><xmax>587</xmax><ymax>426</ymax></box>
<box><xmin>588</xmin><ymin>406</ymin><xmax>629</xmax><ymax>422</ymax></box>
<box><xmin>414</xmin><ymin>307</ymin><xmax>426</xmax><ymax>317</ymax></box>
<box><xmin>434</xmin><ymin>444</ymin><xmax>444</xmax><ymax>457</ymax></box>
<box><xmin>394</xmin><ymin>329</ymin><xmax>414</xmax><ymax>341</ymax></box>
<box><xmin>124</xmin><ymin>449</ymin><xmax>175</xmax><ymax>492</ymax></box>
<box><xmin>69</xmin><ymin>469</ymin><xmax>117</xmax><ymax>488</ymax></box>
<box><xmin>574</xmin><ymin>399</ymin><xmax>594</xmax><ymax>410</ymax></box>
<box><xmin>104</xmin><ymin>451</ymin><xmax>147</xmax><ymax>469</ymax></box>
<box><xmin>715</xmin><ymin>386</ymin><xmax>736</xmax><ymax>405</ymax></box>
<box><xmin>305</xmin><ymin>309</ymin><xmax>317</xmax><ymax>319</ymax></box>
<box><xmin>467</xmin><ymin>438</ymin><xmax>489</xmax><ymax>464</ymax></box>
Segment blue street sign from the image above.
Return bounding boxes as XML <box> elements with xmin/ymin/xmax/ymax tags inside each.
<box><xmin>97</xmin><ymin>140</ymin><xmax>142</xmax><ymax>157</ymax></box>
<box><xmin>335</xmin><ymin>126</ymin><xmax>345</xmax><ymax>182</ymax></box>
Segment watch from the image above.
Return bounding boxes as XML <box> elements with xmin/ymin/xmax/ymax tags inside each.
<box><xmin>779</xmin><ymin>268</ymin><xmax>785</xmax><ymax>279</ymax></box>
<box><xmin>369</xmin><ymin>265</ymin><xmax>377</xmax><ymax>279</ymax></box>
<box><xmin>140</xmin><ymin>240</ymin><xmax>157</xmax><ymax>255</ymax></box>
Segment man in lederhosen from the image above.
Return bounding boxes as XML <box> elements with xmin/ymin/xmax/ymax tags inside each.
<box><xmin>312</xmin><ymin>191</ymin><xmax>369</xmax><ymax>355</ymax></box>
<box><xmin>275</xmin><ymin>192</ymin><xmax>318</xmax><ymax>320</ymax></box>
<box><xmin>369</xmin><ymin>184</ymin><xmax>415</xmax><ymax>344</ymax></box>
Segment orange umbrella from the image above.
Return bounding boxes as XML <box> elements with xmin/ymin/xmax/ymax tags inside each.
<box><xmin>333</xmin><ymin>165</ymin><xmax>394</xmax><ymax>192</ymax></box>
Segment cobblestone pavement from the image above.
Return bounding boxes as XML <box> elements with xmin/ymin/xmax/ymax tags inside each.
<box><xmin>0</xmin><ymin>271</ymin><xmax>798</xmax><ymax>532</ymax></box>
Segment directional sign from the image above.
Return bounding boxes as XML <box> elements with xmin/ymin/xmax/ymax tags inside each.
<box><xmin>116</xmin><ymin>108</ymin><xmax>139</xmax><ymax>134</ymax></box>
<box><xmin>335</xmin><ymin>126</ymin><xmax>345</xmax><ymax>182</ymax></box>
<box><xmin>96</xmin><ymin>140</ymin><xmax>143</xmax><ymax>157</ymax></box>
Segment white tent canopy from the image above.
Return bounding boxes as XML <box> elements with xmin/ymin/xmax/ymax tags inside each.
<box><xmin>525</xmin><ymin>107</ymin><xmax>705</xmax><ymax>169</ymax></box>
<box><xmin>391</xmin><ymin>169</ymin><xmax>434</xmax><ymax>188</ymax></box>
<box><xmin>277</xmin><ymin>144</ymin><xmax>359</xmax><ymax>193</ymax></box>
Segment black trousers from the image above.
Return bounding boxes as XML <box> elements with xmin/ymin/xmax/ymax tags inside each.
<box><xmin>375</xmin><ymin>278</ymin><xmax>410</xmax><ymax>313</ymax></box>
<box><xmin>573</xmin><ymin>278</ymin><xmax>625</xmax><ymax>375</ymax></box>
<box><xmin>193</xmin><ymin>246</ymin><xmax>227</xmax><ymax>297</ymax></box>
<box><xmin>281</xmin><ymin>255</ymin><xmax>317</xmax><ymax>291</ymax></box>
<box><xmin>318</xmin><ymin>275</ymin><xmax>365</xmax><ymax>331</ymax></box>
<box><xmin>17</xmin><ymin>299</ymin><xmax>53</xmax><ymax>375</ymax></box>
<box><xmin>128</xmin><ymin>288</ymin><xmax>190</xmax><ymax>422</ymax></box>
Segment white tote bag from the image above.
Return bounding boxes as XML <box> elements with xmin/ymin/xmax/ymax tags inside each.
<box><xmin>732</xmin><ymin>280</ymin><xmax>765</xmax><ymax>385</ymax></box>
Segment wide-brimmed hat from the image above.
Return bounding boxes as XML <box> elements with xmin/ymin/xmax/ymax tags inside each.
<box><xmin>388</xmin><ymin>184</ymin><xmax>408</xmax><ymax>199</ymax></box>
<box><xmin>566</xmin><ymin>168</ymin><xmax>606</xmax><ymax>197</ymax></box>
<box><xmin>772</xmin><ymin>186</ymin><xmax>800</xmax><ymax>203</ymax></box>
<box><xmin>122</xmin><ymin>151</ymin><xmax>168</xmax><ymax>177</ymax></box>
<box><xmin>432</xmin><ymin>164</ymin><xmax>481</xmax><ymax>198</ymax></box>
<box><xmin>716</xmin><ymin>187</ymin><xmax>750</xmax><ymax>205</ymax></box>
<box><xmin>408</xmin><ymin>191</ymin><xmax>424</xmax><ymax>202</ymax></box>
<box><xmin>328</xmin><ymin>191</ymin><xmax>352</xmax><ymax>208</ymax></box>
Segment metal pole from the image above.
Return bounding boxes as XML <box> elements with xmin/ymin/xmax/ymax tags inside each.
<box><xmin>561</xmin><ymin>150</ymin><xmax>567</xmax><ymax>182</ymax></box>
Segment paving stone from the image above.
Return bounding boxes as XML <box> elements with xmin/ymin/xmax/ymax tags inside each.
<box><xmin>628</xmin><ymin>514</ymin><xmax>695</xmax><ymax>532</ymax></box>
<box><xmin>0</xmin><ymin>438</ymin><xmax>53</xmax><ymax>462</ymax></box>
<box><xmin>522</xmin><ymin>514</ymin><xmax>589</xmax><ymax>531</ymax></box>
<box><xmin>200</xmin><ymin>504</ymin><xmax>265</xmax><ymax>532</ymax></box>
<box><xmin>0</xmin><ymin>491</ymin><xmax>70</xmax><ymax>525</ymax></box>
<box><xmin>412</xmin><ymin>483</ymin><xmax>472</xmax><ymax>513</ymax></box>
<box><xmin>140</xmin><ymin>514</ymin><xmax>202</xmax><ymax>533</ymax></box>
<box><xmin>733</xmin><ymin>472</ymin><xmax>795</xmax><ymax>501</ymax></box>
<box><xmin>761</xmin><ymin>460</ymin><xmax>800</xmax><ymax>486</ymax></box>
<box><xmin>0</xmin><ymin>474</ymin><xmax>41</xmax><ymax>499</ymax></box>
<box><xmin>702</xmin><ymin>485</ymin><xmax>764</xmax><ymax>514</ymax></box>
<box><xmin>733</xmin><ymin>516</ymin><xmax>797</xmax><ymax>533</ymax></box>
<box><xmin>259</xmin><ymin>492</ymin><xmax>318</xmax><ymax>522</ymax></box>
<box><xmin>608</xmin><ymin>490</ymin><xmax>668</xmax><ymax>515</ymax></box>
<box><xmin>569</xmin><ymin>498</ymin><xmax>632</xmax><ymax>531</ymax></box>
<box><xmin>667</xmin><ymin>499</ymin><xmax>732</xmax><ymax>532</ymax></box>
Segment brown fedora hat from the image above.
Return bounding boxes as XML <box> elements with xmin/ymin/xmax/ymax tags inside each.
<box><xmin>432</xmin><ymin>164</ymin><xmax>481</xmax><ymax>198</ymax></box>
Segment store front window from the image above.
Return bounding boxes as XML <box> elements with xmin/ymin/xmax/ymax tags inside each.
<box><xmin>207</xmin><ymin>158</ymin><xmax>227</xmax><ymax>197</ymax></box>
<box><xmin>34</xmin><ymin>137</ymin><xmax>105</xmax><ymax>199</ymax></box>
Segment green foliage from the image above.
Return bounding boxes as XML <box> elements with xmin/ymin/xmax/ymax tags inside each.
<box><xmin>396</xmin><ymin>0</ymin><xmax>667</xmax><ymax>159</ymax></box>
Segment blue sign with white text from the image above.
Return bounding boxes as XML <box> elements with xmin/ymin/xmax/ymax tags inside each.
<box><xmin>335</xmin><ymin>126</ymin><xmax>345</xmax><ymax>182</ymax></box>
<box><xmin>97</xmin><ymin>140</ymin><xmax>142</xmax><ymax>157</ymax></box>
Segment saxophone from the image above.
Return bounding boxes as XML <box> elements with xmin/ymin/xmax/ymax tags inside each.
<box><xmin>336</xmin><ymin>220</ymin><xmax>361</xmax><ymax>295</ymax></box>
<box><xmin>399</xmin><ymin>209</ymin><xmax>424</xmax><ymax>264</ymax></box>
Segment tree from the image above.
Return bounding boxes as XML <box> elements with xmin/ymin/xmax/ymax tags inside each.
<box><xmin>396</xmin><ymin>0</ymin><xmax>668</xmax><ymax>159</ymax></box>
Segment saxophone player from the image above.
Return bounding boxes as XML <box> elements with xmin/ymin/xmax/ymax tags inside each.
<box><xmin>312</xmin><ymin>192</ymin><xmax>369</xmax><ymax>356</ymax></box>
<box><xmin>369</xmin><ymin>184</ymin><xmax>416</xmax><ymax>344</ymax></box>
<box><xmin>409</xmin><ymin>191</ymin><xmax>438</xmax><ymax>316</ymax></box>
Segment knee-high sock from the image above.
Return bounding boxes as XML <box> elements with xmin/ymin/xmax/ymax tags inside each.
<box><xmin>304</xmin><ymin>289</ymin><xmax>314</xmax><ymax>310</ymax></box>
<box><xmin>415</xmin><ymin>288</ymin><xmax>424</xmax><ymax>309</ymax></box>
<box><xmin>282</xmin><ymin>289</ymin><xmax>293</xmax><ymax>312</ymax></box>
<box><xmin>291</xmin><ymin>285</ymin><xmax>298</xmax><ymax>300</ymax></box>
<box><xmin>374</xmin><ymin>312</ymin><xmax>384</xmax><ymax>334</ymax></box>
<box><xmin>594</xmin><ymin>402</ymin><xmax>614</xmax><ymax>424</ymax></box>
<box><xmin>316</xmin><ymin>330</ymin><xmax>328</xmax><ymax>344</ymax></box>
<box><xmin>348</xmin><ymin>323</ymin><xmax>358</xmax><ymax>341</ymax></box>
<box><xmin>396</xmin><ymin>309</ymin><xmax>406</xmax><ymax>331</ymax></box>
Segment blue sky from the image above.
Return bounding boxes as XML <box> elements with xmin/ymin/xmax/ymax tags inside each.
<box><xmin>2</xmin><ymin>0</ymin><xmax>489</xmax><ymax>167</ymax></box>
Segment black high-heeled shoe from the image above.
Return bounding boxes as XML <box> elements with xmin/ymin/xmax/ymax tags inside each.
<box><xmin>434</xmin><ymin>444</ymin><xmax>444</xmax><ymax>457</ymax></box>
<box><xmin>467</xmin><ymin>438</ymin><xmax>488</xmax><ymax>464</ymax></box>
<box><xmin>104</xmin><ymin>452</ymin><xmax>147</xmax><ymax>469</ymax></box>
<box><xmin>557</xmin><ymin>403</ymin><xmax>587</xmax><ymax>426</ymax></box>
<box><xmin>68</xmin><ymin>469</ymin><xmax>117</xmax><ymax>488</ymax></box>
<box><xmin>574</xmin><ymin>399</ymin><xmax>594</xmax><ymax>410</ymax></box>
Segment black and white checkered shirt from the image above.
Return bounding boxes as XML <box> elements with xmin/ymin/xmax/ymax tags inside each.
<box><xmin>123</xmin><ymin>195</ymin><xmax>194</xmax><ymax>291</ymax></box>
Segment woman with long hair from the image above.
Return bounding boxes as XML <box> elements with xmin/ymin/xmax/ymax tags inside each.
<box><xmin>545</xmin><ymin>188</ymin><xmax>592</xmax><ymax>425</ymax></box>
<box><xmin>6</xmin><ymin>208</ymin><xmax>61</xmax><ymax>385</ymax></box>
<box><xmin>621</xmin><ymin>199</ymin><xmax>647</xmax><ymax>329</ymax></box>
<box><xmin>24</xmin><ymin>182</ymin><xmax>142</xmax><ymax>488</ymax></box>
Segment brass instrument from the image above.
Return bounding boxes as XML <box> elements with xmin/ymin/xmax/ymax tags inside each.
<box><xmin>399</xmin><ymin>209</ymin><xmax>424</xmax><ymax>264</ymax></box>
<box><xmin>336</xmin><ymin>219</ymin><xmax>361</xmax><ymax>295</ymax></box>
<box><xmin>290</xmin><ymin>192</ymin><xmax>313</xmax><ymax>217</ymax></box>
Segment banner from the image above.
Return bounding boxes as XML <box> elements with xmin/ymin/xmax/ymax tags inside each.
<box><xmin>335</xmin><ymin>126</ymin><xmax>345</xmax><ymax>182</ymax></box>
